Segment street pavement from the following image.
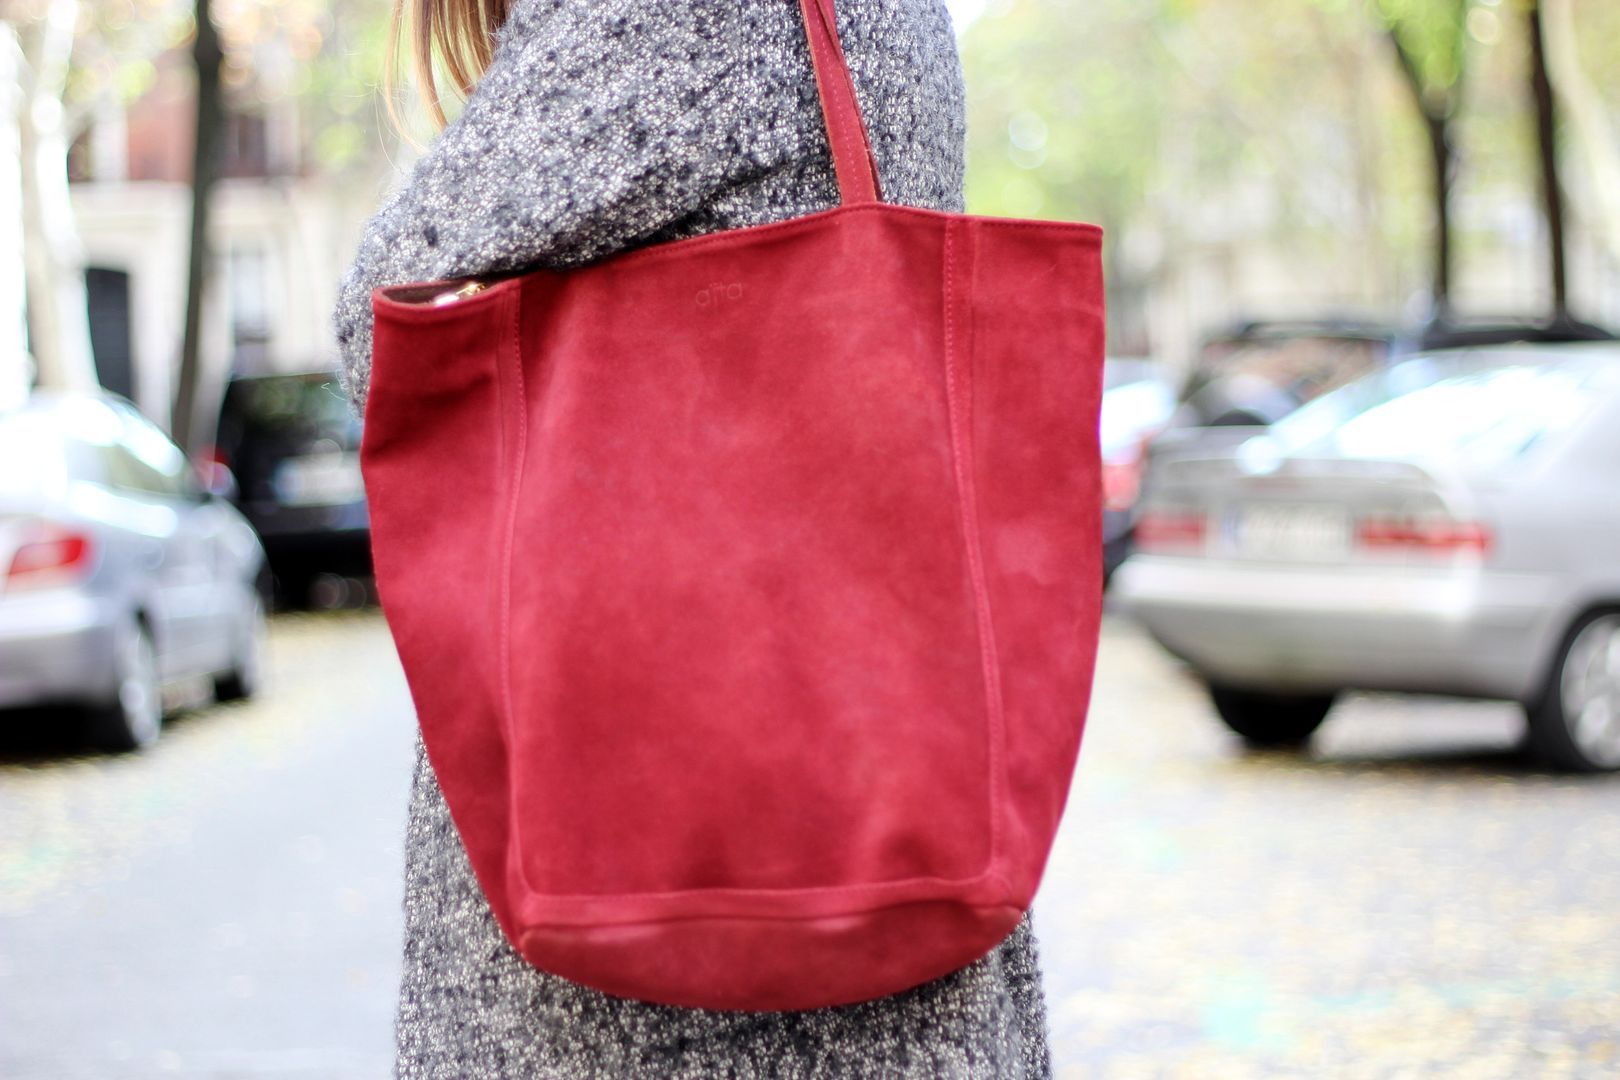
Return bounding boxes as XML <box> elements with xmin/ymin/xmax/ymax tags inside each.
<box><xmin>1</xmin><ymin>607</ymin><xmax>1617</xmax><ymax>1078</ymax></box>
<box><xmin>0</xmin><ymin>611</ymin><xmax>413</xmax><ymax>1079</ymax></box>
<box><xmin>1040</xmin><ymin>614</ymin><xmax>1620</xmax><ymax>1079</ymax></box>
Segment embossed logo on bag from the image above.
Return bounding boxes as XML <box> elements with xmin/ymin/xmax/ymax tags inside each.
<box><xmin>695</xmin><ymin>282</ymin><xmax>744</xmax><ymax>308</ymax></box>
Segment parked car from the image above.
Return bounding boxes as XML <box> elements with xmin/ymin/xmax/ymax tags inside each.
<box><xmin>1410</xmin><ymin>313</ymin><xmax>1613</xmax><ymax>352</ymax></box>
<box><xmin>0</xmin><ymin>393</ymin><xmax>267</xmax><ymax>750</ymax></box>
<box><xmin>213</xmin><ymin>371</ymin><xmax>368</xmax><ymax>606</ymax></box>
<box><xmin>1100</xmin><ymin>359</ymin><xmax>1176</xmax><ymax>581</ymax></box>
<box><xmin>1159</xmin><ymin>317</ymin><xmax>1385</xmax><ymax>436</ymax></box>
<box><xmin>1175</xmin><ymin>318</ymin><xmax>1395</xmax><ymax>425</ymax></box>
<box><xmin>1114</xmin><ymin>342</ymin><xmax>1620</xmax><ymax>772</ymax></box>
<box><xmin>1152</xmin><ymin>317</ymin><xmax>1615</xmax><ymax>460</ymax></box>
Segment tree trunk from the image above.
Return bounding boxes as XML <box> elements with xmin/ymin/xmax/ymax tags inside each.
<box><xmin>173</xmin><ymin>0</ymin><xmax>224</xmax><ymax>456</ymax></box>
<box><xmin>0</xmin><ymin>22</ymin><xmax>30</xmax><ymax>409</ymax></box>
<box><xmin>1541</xmin><ymin>0</ymin><xmax>1620</xmax><ymax>269</ymax></box>
<box><xmin>1424</xmin><ymin>109</ymin><xmax>1454</xmax><ymax>319</ymax></box>
<box><xmin>16</xmin><ymin>0</ymin><xmax>97</xmax><ymax>394</ymax></box>
<box><xmin>1526</xmin><ymin>0</ymin><xmax>1568</xmax><ymax>319</ymax></box>
<box><xmin>1385</xmin><ymin>26</ymin><xmax>1456</xmax><ymax>320</ymax></box>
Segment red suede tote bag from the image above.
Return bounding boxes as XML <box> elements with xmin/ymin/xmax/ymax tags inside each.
<box><xmin>360</xmin><ymin>0</ymin><xmax>1105</xmax><ymax>1012</ymax></box>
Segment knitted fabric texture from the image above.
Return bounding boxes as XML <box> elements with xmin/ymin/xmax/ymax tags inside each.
<box><xmin>332</xmin><ymin>0</ymin><xmax>1055</xmax><ymax>1075</ymax></box>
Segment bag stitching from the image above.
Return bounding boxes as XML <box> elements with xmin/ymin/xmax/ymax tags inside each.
<box><xmin>499</xmin><ymin>290</ymin><xmax>529</xmax><ymax>896</ymax></box>
<box><xmin>943</xmin><ymin>219</ymin><xmax>1005</xmax><ymax>879</ymax></box>
<box><xmin>520</xmin><ymin>898</ymin><xmax>1026</xmax><ymax>933</ymax></box>
<box><xmin>513</xmin><ymin>864</ymin><xmax>1011</xmax><ymax>909</ymax></box>
<box><xmin>369</xmin><ymin>208</ymin><xmax>1101</xmax><ymax>319</ymax></box>
<box><xmin>604</xmin><ymin>205</ymin><xmax>1099</xmax><ymax>268</ymax></box>
<box><xmin>807</xmin><ymin>0</ymin><xmax>876</xmax><ymax>205</ymax></box>
<box><xmin>804</xmin><ymin>0</ymin><xmax>851</xmax><ymax>202</ymax></box>
<box><xmin>490</xmin><ymin>241</ymin><xmax>1016</xmax><ymax>913</ymax></box>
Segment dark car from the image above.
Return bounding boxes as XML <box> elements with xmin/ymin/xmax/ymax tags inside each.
<box><xmin>212</xmin><ymin>372</ymin><xmax>369</xmax><ymax>606</ymax></box>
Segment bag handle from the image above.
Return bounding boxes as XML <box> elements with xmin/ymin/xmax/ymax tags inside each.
<box><xmin>797</xmin><ymin>0</ymin><xmax>884</xmax><ymax>205</ymax></box>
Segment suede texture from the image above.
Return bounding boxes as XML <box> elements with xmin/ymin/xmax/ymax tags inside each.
<box><xmin>359</xmin><ymin>0</ymin><xmax>1104</xmax><ymax>1014</ymax></box>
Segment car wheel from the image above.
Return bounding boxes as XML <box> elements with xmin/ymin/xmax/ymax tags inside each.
<box><xmin>1525</xmin><ymin>610</ymin><xmax>1620</xmax><ymax>773</ymax></box>
<box><xmin>1207</xmin><ymin>683</ymin><xmax>1337</xmax><ymax>748</ymax></box>
<box><xmin>88</xmin><ymin>620</ymin><xmax>163</xmax><ymax>752</ymax></box>
<box><xmin>214</xmin><ymin>592</ymin><xmax>267</xmax><ymax>703</ymax></box>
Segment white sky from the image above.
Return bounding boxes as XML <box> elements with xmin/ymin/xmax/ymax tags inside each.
<box><xmin>944</xmin><ymin>0</ymin><xmax>989</xmax><ymax>36</ymax></box>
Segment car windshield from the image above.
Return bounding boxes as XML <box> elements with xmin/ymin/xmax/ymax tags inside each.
<box><xmin>1267</xmin><ymin>352</ymin><xmax>1617</xmax><ymax>468</ymax></box>
<box><xmin>1100</xmin><ymin>379</ymin><xmax>1176</xmax><ymax>456</ymax></box>
<box><xmin>1196</xmin><ymin>334</ymin><xmax>1389</xmax><ymax>402</ymax></box>
<box><xmin>224</xmin><ymin>375</ymin><xmax>357</xmax><ymax>445</ymax></box>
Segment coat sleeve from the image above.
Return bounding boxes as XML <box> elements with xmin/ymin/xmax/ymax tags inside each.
<box><xmin>332</xmin><ymin>0</ymin><xmax>822</xmax><ymax>412</ymax></box>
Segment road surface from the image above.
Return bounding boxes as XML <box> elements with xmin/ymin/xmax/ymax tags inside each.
<box><xmin>2</xmin><ymin>609</ymin><xmax>1616</xmax><ymax>1078</ymax></box>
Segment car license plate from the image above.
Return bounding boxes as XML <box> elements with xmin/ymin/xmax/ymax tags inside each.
<box><xmin>1229</xmin><ymin>503</ymin><xmax>1350</xmax><ymax>560</ymax></box>
<box><xmin>273</xmin><ymin>453</ymin><xmax>365</xmax><ymax>507</ymax></box>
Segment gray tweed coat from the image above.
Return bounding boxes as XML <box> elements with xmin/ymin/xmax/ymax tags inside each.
<box><xmin>332</xmin><ymin>1</ymin><xmax>1054</xmax><ymax>1075</ymax></box>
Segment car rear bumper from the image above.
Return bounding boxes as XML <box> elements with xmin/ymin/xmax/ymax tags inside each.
<box><xmin>1113</xmin><ymin>555</ymin><xmax>1563</xmax><ymax>701</ymax></box>
<box><xmin>245</xmin><ymin>503</ymin><xmax>371</xmax><ymax>569</ymax></box>
<box><xmin>242</xmin><ymin>500</ymin><xmax>369</xmax><ymax>542</ymax></box>
<box><xmin>0</xmin><ymin>591</ymin><xmax>120</xmax><ymax>708</ymax></box>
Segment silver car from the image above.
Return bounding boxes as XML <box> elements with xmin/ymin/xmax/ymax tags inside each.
<box><xmin>1101</xmin><ymin>359</ymin><xmax>1177</xmax><ymax>580</ymax></box>
<box><xmin>0</xmin><ymin>393</ymin><xmax>267</xmax><ymax>750</ymax></box>
<box><xmin>1115</xmin><ymin>343</ymin><xmax>1620</xmax><ymax>772</ymax></box>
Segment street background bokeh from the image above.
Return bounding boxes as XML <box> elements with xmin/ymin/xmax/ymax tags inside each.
<box><xmin>2</xmin><ymin>0</ymin><xmax>1619</xmax><ymax>1076</ymax></box>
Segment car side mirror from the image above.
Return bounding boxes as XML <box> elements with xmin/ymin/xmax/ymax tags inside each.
<box><xmin>198</xmin><ymin>460</ymin><xmax>239</xmax><ymax>502</ymax></box>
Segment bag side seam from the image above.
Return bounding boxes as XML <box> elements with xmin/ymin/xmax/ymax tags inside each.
<box><xmin>600</xmin><ymin>205</ymin><xmax>1100</xmax><ymax>270</ymax></box>
<box><xmin>942</xmin><ymin>218</ymin><xmax>1006</xmax><ymax>879</ymax></box>
<box><xmin>520</xmin><ymin>900</ymin><xmax>1026</xmax><ymax>934</ymax></box>
<box><xmin>498</xmin><ymin>290</ymin><xmax>529</xmax><ymax>898</ymax></box>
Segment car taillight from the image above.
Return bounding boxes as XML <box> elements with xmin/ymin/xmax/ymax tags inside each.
<box><xmin>1135</xmin><ymin>509</ymin><xmax>1207</xmax><ymax>551</ymax></box>
<box><xmin>1354</xmin><ymin>516</ymin><xmax>1492</xmax><ymax>555</ymax></box>
<box><xmin>1102</xmin><ymin>432</ymin><xmax>1160</xmax><ymax>513</ymax></box>
<box><xmin>6</xmin><ymin>523</ymin><xmax>95</xmax><ymax>589</ymax></box>
<box><xmin>1102</xmin><ymin>461</ymin><xmax>1141</xmax><ymax>512</ymax></box>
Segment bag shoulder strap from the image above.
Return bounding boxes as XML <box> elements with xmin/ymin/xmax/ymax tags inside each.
<box><xmin>798</xmin><ymin>0</ymin><xmax>884</xmax><ymax>205</ymax></box>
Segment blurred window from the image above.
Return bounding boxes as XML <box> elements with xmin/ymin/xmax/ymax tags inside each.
<box><xmin>220</xmin><ymin>111</ymin><xmax>270</xmax><ymax>179</ymax></box>
<box><xmin>34</xmin><ymin>398</ymin><xmax>192</xmax><ymax>500</ymax></box>
<box><xmin>67</xmin><ymin>126</ymin><xmax>94</xmax><ymax>183</ymax></box>
<box><xmin>1198</xmin><ymin>335</ymin><xmax>1389</xmax><ymax>405</ymax></box>
<box><xmin>103</xmin><ymin>445</ymin><xmax>178</xmax><ymax>497</ymax></box>
<box><xmin>229</xmin><ymin>247</ymin><xmax>273</xmax><ymax>369</ymax></box>
<box><xmin>110</xmin><ymin>404</ymin><xmax>195</xmax><ymax>499</ymax></box>
<box><xmin>1100</xmin><ymin>379</ymin><xmax>1177</xmax><ymax>458</ymax></box>
<box><xmin>227</xmin><ymin>375</ymin><xmax>356</xmax><ymax>443</ymax></box>
<box><xmin>0</xmin><ymin>416</ymin><xmax>72</xmax><ymax>500</ymax></box>
<box><xmin>1270</xmin><ymin>354</ymin><xmax>1618</xmax><ymax>468</ymax></box>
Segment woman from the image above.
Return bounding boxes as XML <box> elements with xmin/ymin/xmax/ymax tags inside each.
<box><xmin>333</xmin><ymin>1</ymin><xmax>1055</xmax><ymax>1075</ymax></box>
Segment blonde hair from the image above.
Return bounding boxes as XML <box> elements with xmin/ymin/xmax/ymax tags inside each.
<box><xmin>387</xmin><ymin>0</ymin><xmax>512</xmax><ymax>132</ymax></box>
